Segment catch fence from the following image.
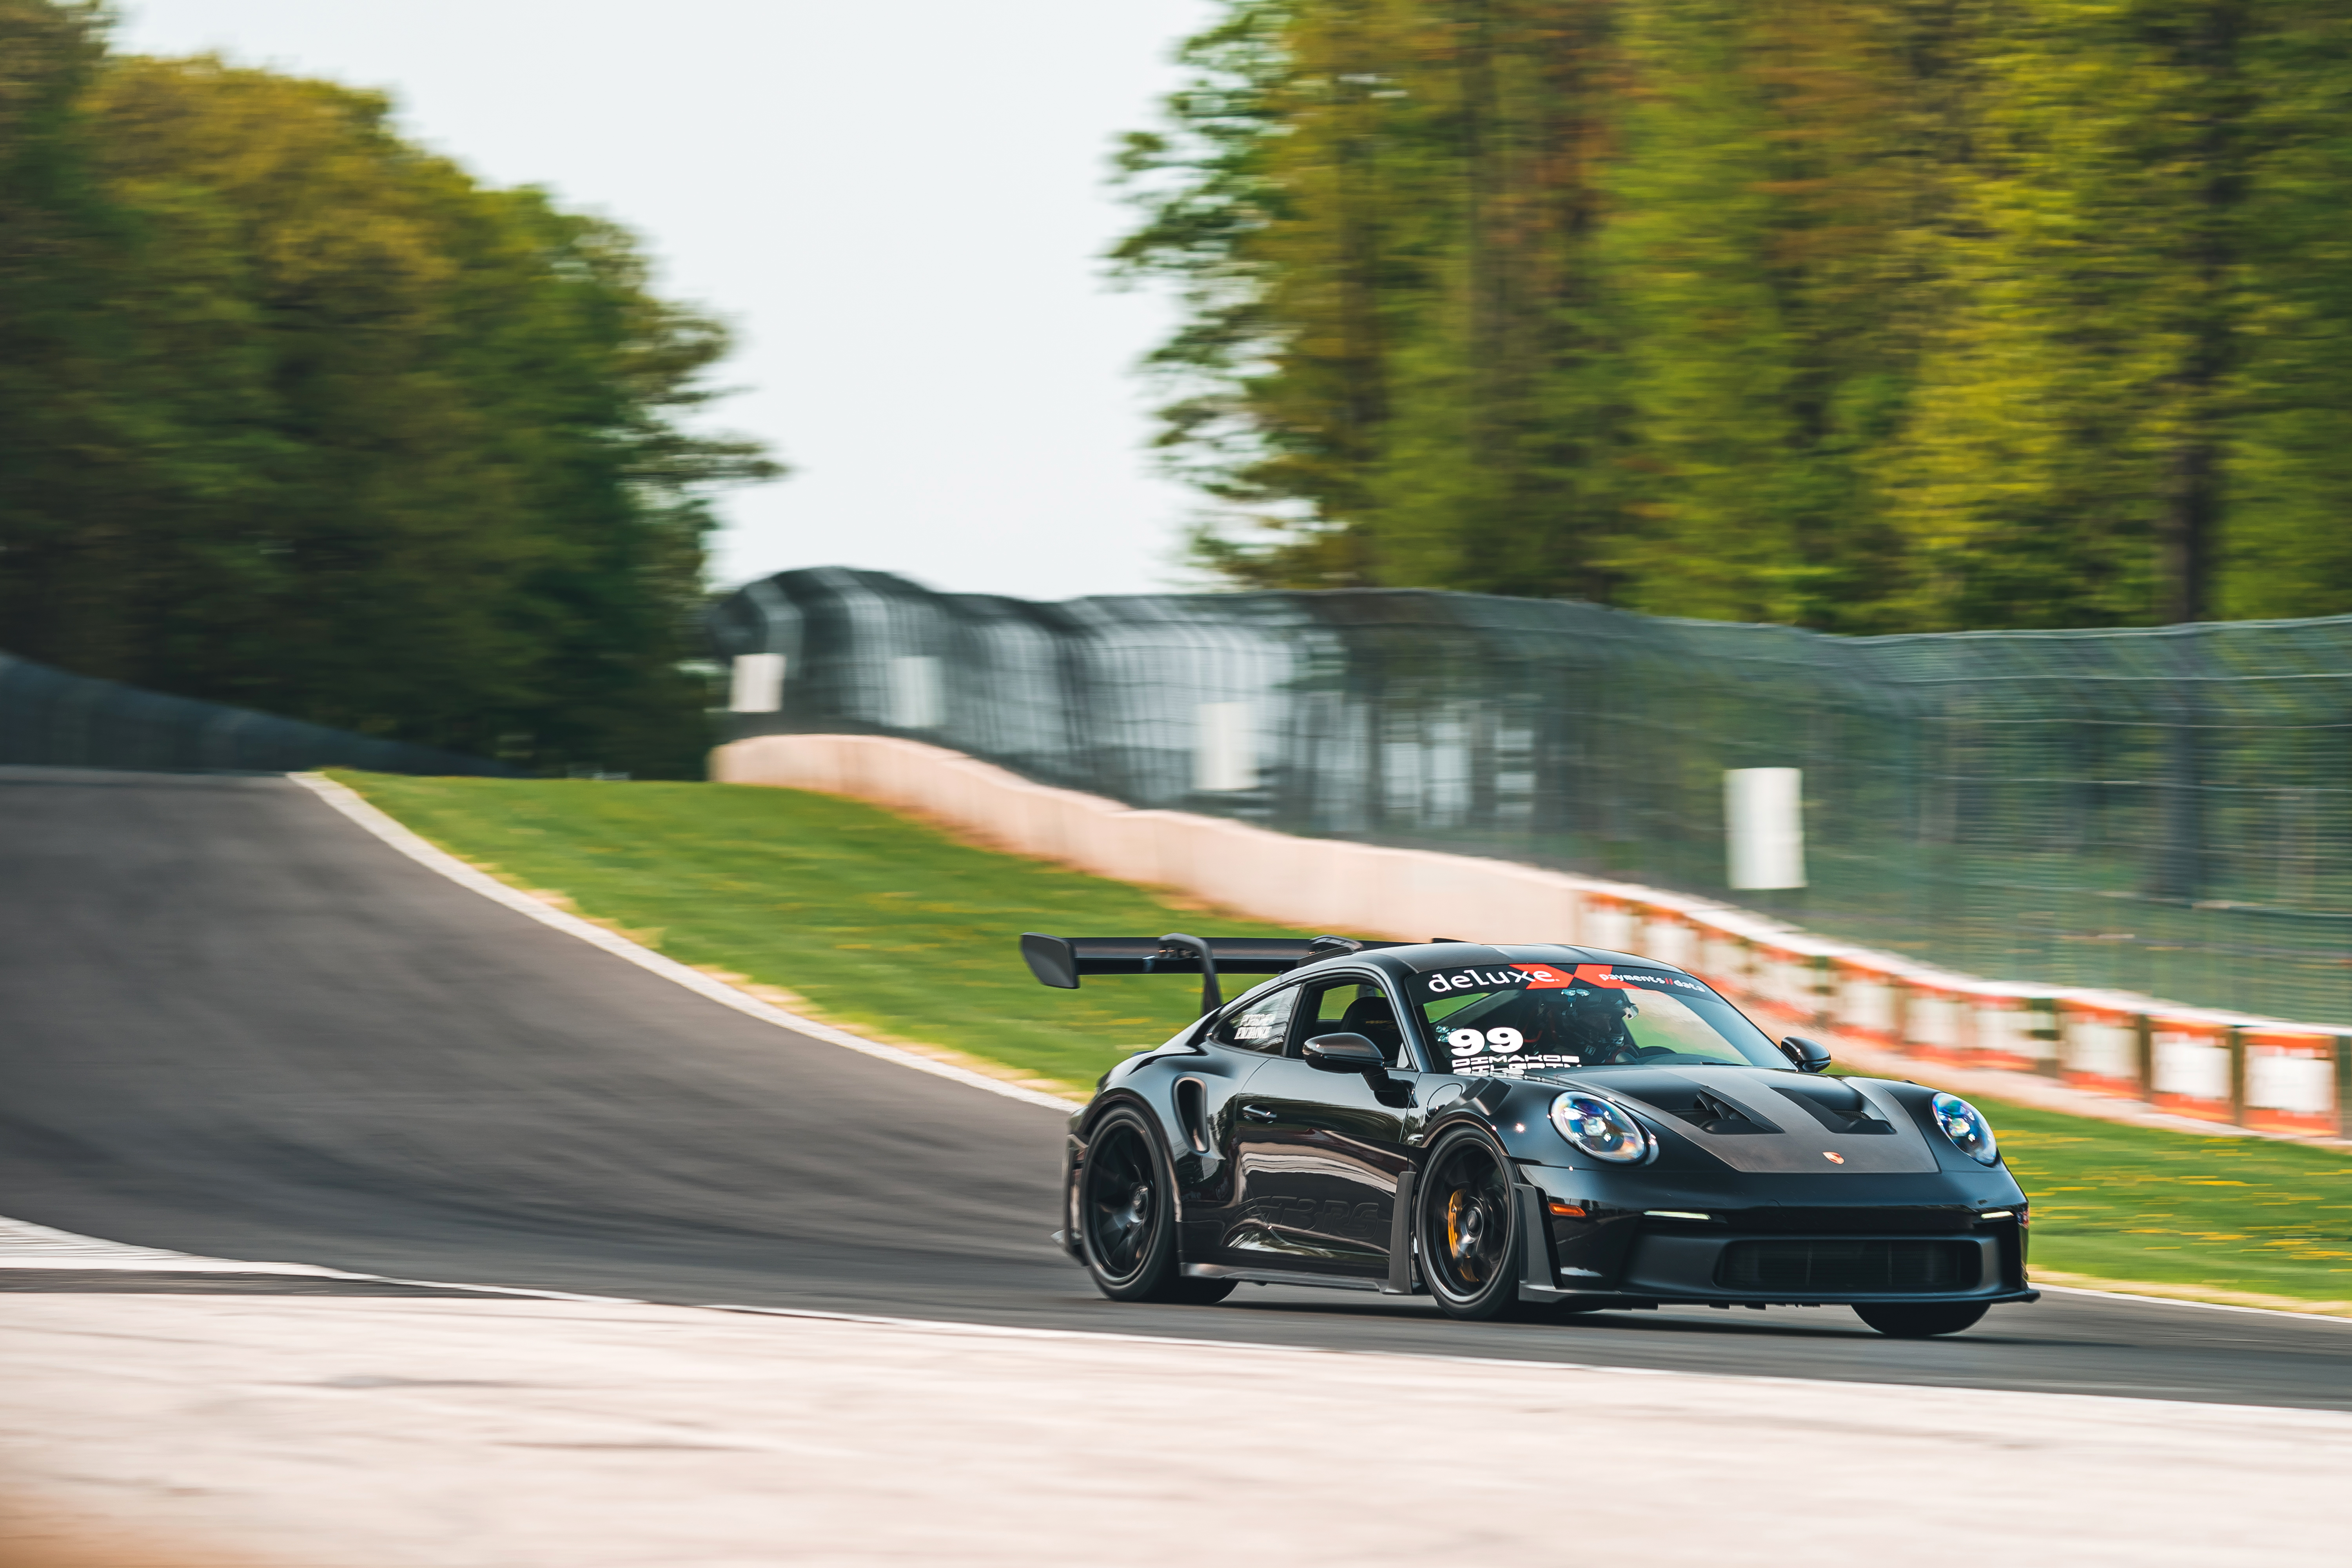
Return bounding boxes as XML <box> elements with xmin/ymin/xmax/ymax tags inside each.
<box><xmin>0</xmin><ymin>652</ymin><xmax>514</xmax><ymax>777</ymax></box>
<box><xmin>710</xmin><ymin>568</ymin><xmax>2352</xmax><ymax>1026</ymax></box>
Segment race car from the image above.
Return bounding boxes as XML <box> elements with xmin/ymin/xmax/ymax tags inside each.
<box><xmin>1024</xmin><ymin>932</ymin><xmax>2034</xmax><ymax>1338</ymax></box>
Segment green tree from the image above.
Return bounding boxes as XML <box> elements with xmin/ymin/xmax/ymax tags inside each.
<box><xmin>0</xmin><ymin>9</ymin><xmax>777</xmax><ymax>776</ymax></box>
<box><xmin>1365</xmin><ymin>0</ymin><xmax>1622</xmax><ymax>601</ymax></box>
<box><xmin>0</xmin><ymin>1</ymin><xmax>123</xmax><ymax>655</ymax></box>
<box><xmin>1598</xmin><ymin>0</ymin><xmax>1933</xmax><ymax>629</ymax></box>
<box><xmin>1883</xmin><ymin>2</ymin><xmax>2232</xmax><ymax>627</ymax></box>
<box><xmin>1122</xmin><ymin>0</ymin><xmax>2352</xmax><ymax>630</ymax></box>
<box><xmin>1114</xmin><ymin>0</ymin><xmax>1623</xmax><ymax>599</ymax></box>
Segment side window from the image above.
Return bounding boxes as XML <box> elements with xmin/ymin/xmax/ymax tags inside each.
<box><xmin>1294</xmin><ymin>976</ymin><xmax>1414</xmax><ymax>1068</ymax></box>
<box><xmin>1209</xmin><ymin>985</ymin><xmax>1298</xmax><ymax>1054</ymax></box>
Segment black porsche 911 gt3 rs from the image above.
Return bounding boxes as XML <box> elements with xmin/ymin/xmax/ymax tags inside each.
<box><xmin>1024</xmin><ymin>932</ymin><xmax>2035</xmax><ymax>1338</ymax></box>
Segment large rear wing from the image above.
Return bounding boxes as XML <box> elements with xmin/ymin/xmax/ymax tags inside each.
<box><xmin>1020</xmin><ymin>932</ymin><xmax>1399</xmax><ymax>1016</ymax></box>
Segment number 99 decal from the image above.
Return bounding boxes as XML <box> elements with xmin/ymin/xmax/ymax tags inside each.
<box><xmin>1447</xmin><ymin>1027</ymin><xmax>1524</xmax><ymax>1058</ymax></box>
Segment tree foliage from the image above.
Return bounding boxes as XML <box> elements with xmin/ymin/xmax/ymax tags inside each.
<box><xmin>1116</xmin><ymin>0</ymin><xmax>2352</xmax><ymax>628</ymax></box>
<box><xmin>0</xmin><ymin>3</ymin><xmax>777</xmax><ymax>774</ymax></box>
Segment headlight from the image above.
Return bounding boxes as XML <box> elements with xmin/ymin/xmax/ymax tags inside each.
<box><xmin>1931</xmin><ymin>1093</ymin><xmax>1999</xmax><ymax>1166</ymax></box>
<box><xmin>1549</xmin><ymin>1093</ymin><xmax>1654</xmax><ymax>1164</ymax></box>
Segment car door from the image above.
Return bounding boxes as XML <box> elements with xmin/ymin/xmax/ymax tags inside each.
<box><xmin>1225</xmin><ymin>971</ymin><xmax>1422</xmax><ymax>1279</ymax></box>
<box><xmin>1175</xmin><ymin>982</ymin><xmax>1296</xmax><ymax>1263</ymax></box>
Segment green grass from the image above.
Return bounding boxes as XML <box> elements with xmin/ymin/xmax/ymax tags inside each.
<box><xmin>337</xmin><ymin>771</ymin><xmax>2352</xmax><ymax>1310</ymax></box>
<box><xmin>1984</xmin><ymin>1095</ymin><xmax>2352</xmax><ymax>1306</ymax></box>
<box><xmin>332</xmin><ymin>772</ymin><xmax>1299</xmax><ymax>1094</ymax></box>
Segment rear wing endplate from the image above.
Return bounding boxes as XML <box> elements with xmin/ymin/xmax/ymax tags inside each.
<box><xmin>1020</xmin><ymin>932</ymin><xmax>1397</xmax><ymax>1016</ymax></box>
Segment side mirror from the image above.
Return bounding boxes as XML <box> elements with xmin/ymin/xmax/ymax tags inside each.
<box><xmin>1303</xmin><ymin>1033</ymin><xmax>1388</xmax><ymax>1074</ymax></box>
<box><xmin>1780</xmin><ymin>1036</ymin><xmax>1833</xmax><ymax>1074</ymax></box>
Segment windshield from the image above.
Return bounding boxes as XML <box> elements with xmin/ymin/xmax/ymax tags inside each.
<box><xmin>1412</xmin><ymin>960</ymin><xmax>1788</xmax><ymax>1077</ymax></box>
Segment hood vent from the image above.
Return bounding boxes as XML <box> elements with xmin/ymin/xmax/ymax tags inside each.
<box><xmin>1619</xmin><ymin>1079</ymin><xmax>1784</xmax><ymax>1135</ymax></box>
<box><xmin>1613</xmin><ymin>1069</ymin><xmax>1939</xmax><ymax>1174</ymax></box>
<box><xmin>1676</xmin><ymin>1088</ymin><xmax>1781</xmax><ymax>1136</ymax></box>
<box><xmin>1773</xmin><ymin>1079</ymin><xmax>1897</xmax><ymax>1136</ymax></box>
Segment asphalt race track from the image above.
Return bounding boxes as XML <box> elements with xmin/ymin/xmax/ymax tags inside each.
<box><xmin>3</xmin><ymin>766</ymin><xmax>2348</xmax><ymax>1411</ymax></box>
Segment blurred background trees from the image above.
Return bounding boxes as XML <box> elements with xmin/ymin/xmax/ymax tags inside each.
<box><xmin>1118</xmin><ymin>0</ymin><xmax>2352</xmax><ymax>630</ymax></box>
<box><xmin>10</xmin><ymin>0</ymin><xmax>2347</xmax><ymax>769</ymax></box>
<box><xmin>0</xmin><ymin>1</ymin><xmax>777</xmax><ymax>776</ymax></box>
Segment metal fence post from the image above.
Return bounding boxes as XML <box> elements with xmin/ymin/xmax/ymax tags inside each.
<box><xmin>2228</xmin><ymin>1027</ymin><xmax>2247</xmax><ymax>1127</ymax></box>
<box><xmin>2336</xmin><ymin>1036</ymin><xmax>2352</xmax><ymax>1140</ymax></box>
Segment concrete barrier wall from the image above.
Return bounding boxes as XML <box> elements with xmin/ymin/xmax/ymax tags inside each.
<box><xmin>715</xmin><ymin>733</ymin><xmax>2352</xmax><ymax>1138</ymax></box>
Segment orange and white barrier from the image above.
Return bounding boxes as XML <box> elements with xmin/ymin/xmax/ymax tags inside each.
<box><xmin>2149</xmin><ymin>1008</ymin><xmax>2243</xmax><ymax>1126</ymax></box>
<box><xmin>2242</xmin><ymin>1027</ymin><xmax>2341</xmax><ymax>1136</ymax></box>
<box><xmin>1966</xmin><ymin>985</ymin><xmax>2064</xmax><ymax>1075</ymax></box>
<box><xmin>1690</xmin><ymin>911</ymin><xmax>1759</xmax><ymax>999</ymax></box>
<box><xmin>1749</xmin><ymin>942</ymin><xmax>1827</xmax><ymax>1029</ymax></box>
<box><xmin>1830</xmin><ymin>956</ymin><xmax>1906</xmax><ymax>1049</ymax></box>
<box><xmin>714</xmin><ymin>733</ymin><xmax>2351</xmax><ymax>1140</ymax></box>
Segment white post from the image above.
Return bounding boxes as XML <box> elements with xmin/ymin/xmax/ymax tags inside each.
<box><xmin>887</xmin><ymin>656</ymin><xmax>942</xmax><ymax>731</ymax></box>
<box><xmin>1725</xmin><ymin>767</ymin><xmax>1806</xmax><ymax>889</ymax></box>
<box><xmin>1194</xmin><ymin>701</ymin><xmax>1256</xmax><ymax>792</ymax></box>
<box><xmin>728</xmin><ymin>653</ymin><xmax>786</xmax><ymax>714</ymax></box>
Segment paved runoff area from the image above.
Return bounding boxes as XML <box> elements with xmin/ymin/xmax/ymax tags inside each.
<box><xmin>5</xmin><ymin>1289</ymin><xmax>2349</xmax><ymax>1568</ymax></box>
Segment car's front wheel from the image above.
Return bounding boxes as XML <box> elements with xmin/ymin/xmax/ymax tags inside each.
<box><xmin>1853</xmin><ymin>1301</ymin><xmax>1989</xmax><ymax>1338</ymax></box>
<box><xmin>1417</xmin><ymin>1127</ymin><xmax>1533</xmax><ymax>1321</ymax></box>
<box><xmin>1074</xmin><ymin>1106</ymin><xmax>1234</xmax><ymax>1305</ymax></box>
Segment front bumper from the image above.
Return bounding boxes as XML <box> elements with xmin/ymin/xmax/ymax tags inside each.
<box><xmin>1522</xmin><ymin>1234</ymin><xmax>2040</xmax><ymax>1309</ymax></box>
<box><xmin>1509</xmin><ymin>1179</ymin><xmax>2036</xmax><ymax>1309</ymax></box>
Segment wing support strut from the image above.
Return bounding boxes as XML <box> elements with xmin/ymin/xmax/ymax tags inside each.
<box><xmin>1152</xmin><ymin>932</ymin><xmax>1221</xmax><ymax>1017</ymax></box>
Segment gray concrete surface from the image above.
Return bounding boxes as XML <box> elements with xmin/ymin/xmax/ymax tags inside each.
<box><xmin>5</xmin><ymin>1292</ymin><xmax>2349</xmax><ymax>1567</ymax></box>
<box><xmin>3</xmin><ymin>766</ymin><xmax>2352</xmax><ymax>1409</ymax></box>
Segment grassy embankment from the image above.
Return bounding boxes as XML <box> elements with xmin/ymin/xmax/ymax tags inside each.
<box><xmin>336</xmin><ymin>773</ymin><xmax>2352</xmax><ymax>1315</ymax></box>
<box><xmin>333</xmin><ymin>772</ymin><xmax>1298</xmax><ymax>1097</ymax></box>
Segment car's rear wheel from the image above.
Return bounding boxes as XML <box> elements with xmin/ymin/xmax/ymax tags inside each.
<box><xmin>1853</xmin><ymin>1301</ymin><xmax>1989</xmax><ymax>1338</ymax></box>
<box><xmin>1075</xmin><ymin>1107</ymin><xmax>1234</xmax><ymax>1305</ymax></box>
<box><xmin>1417</xmin><ymin>1127</ymin><xmax>1531</xmax><ymax>1321</ymax></box>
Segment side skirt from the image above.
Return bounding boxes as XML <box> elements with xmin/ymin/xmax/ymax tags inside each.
<box><xmin>1183</xmin><ymin>1263</ymin><xmax>1384</xmax><ymax>1294</ymax></box>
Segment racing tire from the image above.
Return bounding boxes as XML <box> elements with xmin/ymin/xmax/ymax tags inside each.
<box><xmin>1852</xmin><ymin>1301</ymin><xmax>1989</xmax><ymax>1338</ymax></box>
<box><xmin>1416</xmin><ymin>1126</ymin><xmax>1540</xmax><ymax>1321</ymax></box>
<box><xmin>1075</xmin><ymin>1106</ymin><xmax>1234</xmax><ymax>1305</ymax></box>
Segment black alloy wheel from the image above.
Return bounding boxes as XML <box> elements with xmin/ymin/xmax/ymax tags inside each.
<box><xmin>1852</xmin><ymin>1301</ymin><xmax>1989</xmax><ymax>1338</ymax></box>
<box><xmin>1417</xmin><ymin>1127</ymin><xmax>1528</xmax><ymax>1320</ymax></box>
<box><xmin>1075</xmin><ymin>1107</ymin><xmax>1235</xmax><ymax>1305</ymax></box>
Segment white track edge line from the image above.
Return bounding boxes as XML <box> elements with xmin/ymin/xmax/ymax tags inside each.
<box><xmin>287</xmin><ymin>772</ymin><xmax>1082</xmax><ymax>1114</ymax></box>
<box><xmin>2034</xmin><ymin>1281</ymin><xmax>2352</xmax><ymax>1324</ymax></box>
<box><xmin>6</xmin><ymin>1212</ymin><xmax>2348</xmax><ymax>1416</ymax></box>
<box><xmin>12</xmin><ymin>1238</ymin><xmax>2350</xmax><ymax>1423</ymax></box>
<box><xmin>0</xmin><ymin>1216</ymin><xmax>365</xmax><ymax>1278</ymax></box>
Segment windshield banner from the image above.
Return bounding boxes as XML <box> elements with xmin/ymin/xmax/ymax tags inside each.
<box><xmin>1420</xmin><ymin>962</ymin><xmax>1712</xmax><ymax>998</ymax></box>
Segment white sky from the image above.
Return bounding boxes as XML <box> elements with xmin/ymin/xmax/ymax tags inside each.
<box><xmin>116</xmin><ymin>1</ymin><xmax>1216</xmax><ymax>601</ymax></box>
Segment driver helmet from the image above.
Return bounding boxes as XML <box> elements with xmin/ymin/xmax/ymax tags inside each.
<box><xmin>1553</xmin><ymin>983</ymin><xmax>1638</xmax><ymax>1056</ymax></box>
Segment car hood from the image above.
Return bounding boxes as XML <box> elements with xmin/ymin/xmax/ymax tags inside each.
<box><xmin>1561</xmin><ymin>1067</ymin><xmax>1943</xmax><ymax>1175</ymax></box>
